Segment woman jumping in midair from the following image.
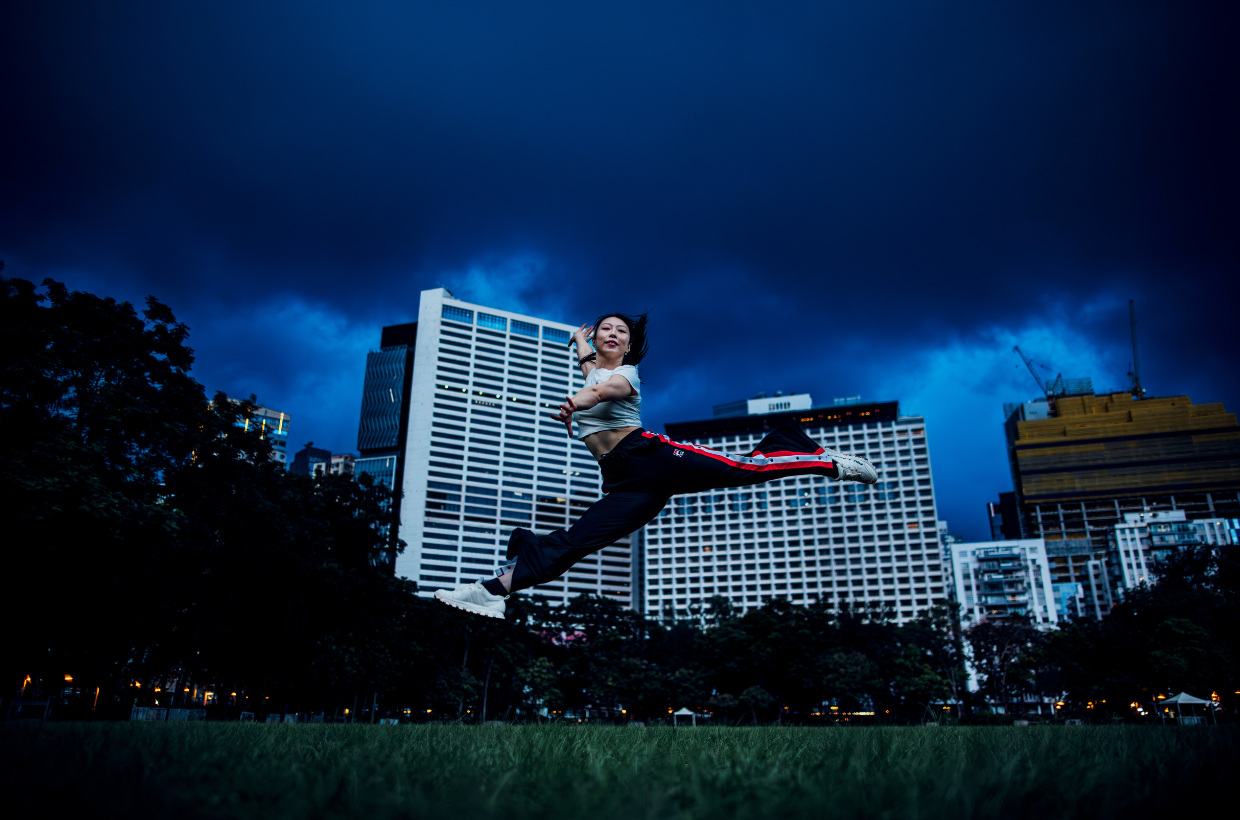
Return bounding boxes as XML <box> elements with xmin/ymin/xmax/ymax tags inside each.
<box><xmin>434</xmin><ymin>312</ymin><xmax>877</xmax><ymax>618</ymax></box>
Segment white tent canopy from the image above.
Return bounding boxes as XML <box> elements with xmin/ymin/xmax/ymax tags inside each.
<box><xmin>1160</xmin><ymin>691</ymin><xmax>1215</xmax><ymax>725</ymax></box>
<box><xmin>1163</xmin><ymin>692</ymin><xmax>1209</xmax><ymax>705</ymax></box>
<box><xmin>673</xmin><ymin>707</ymin><xmax>697</xmax><ymax>726</ymax></box>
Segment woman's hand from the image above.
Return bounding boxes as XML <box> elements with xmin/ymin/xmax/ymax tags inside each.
<box><xmin>552</xmin><ymin>396</ymin><xmax>579</xmax><ymax>437</ymax></box>
<box><xmin>571</xmin><ymin>323</ymin><xmax>594</xmax><ymax>346</ymax></box>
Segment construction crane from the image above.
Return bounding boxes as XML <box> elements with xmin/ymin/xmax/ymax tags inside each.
<box><xmin>1013</xmin><ymin>346</ymin><xmax>1064</xmax><ymax>397</ymax></box>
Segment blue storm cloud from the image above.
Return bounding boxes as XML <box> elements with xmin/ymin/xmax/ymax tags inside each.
<box><xmin>2</xmin><ymin>1</ymin><xmax>1236</xmax><ymax>540</ymax></box>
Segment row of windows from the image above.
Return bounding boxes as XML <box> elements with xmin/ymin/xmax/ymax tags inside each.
<box><xmin>438</xmin><ymin>335</ymin><xmax>582</xmax><ymax>367</ymax></box>
<box><xmin>435</xmin><ymin>359</ymin><xmax>583</xmax><ymax>389</ymax></box>
<box><xmin>656</xmin><ymin>491</ymin><xmax>936</xmax><ymax>517</ymax></box>
<box><xmin>644</xmin><ymin>593</ymin><xmax>941</xmax><ymax>614</ymax></box>
<box><xmin>426</xmin><ymin>464</ymin><xmax>600</xmax><ymax>494</ymax></box>
<box><xmin>441</xmin><ymin>305</ymin><xmax>573</xmax><ymax>344</ymax></box>
<box><xmin>648</xmin><ymin>522</ymin><xmax>936</xmax><ymax>539</ymax></box>
<box><xmin>429</xmin><ymin>425</ymin><xmax>591</xmax><ymax>457</ymax></box>
<box><xmin>435</xmin><ymin>358</ymin><xmax>577</xmax><ymax>387</ymax></box>
<box><xmin>696</xmin><ymin>425</ymin><xmax>926</xmax><ymax>445</ymax></box>
<box><xmin>649</xmin><ymin>577</ymin><xmax>943</xmax><ymax>597</ymax></box>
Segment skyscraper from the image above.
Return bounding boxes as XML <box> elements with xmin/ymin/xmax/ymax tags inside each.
<box><xmin>355</xmin><ymin>321</ymin><xmax>419</xmax><ymax>566</ymax></box>
<box><xmin>644</xmin><ymin>395</ymin><xmax>945</xmax><ymax>624</ymax></box>
<box><xmin>357</xmin><ymin>288</ymin><xmax>635</xmax><ymax>604</ymax></box>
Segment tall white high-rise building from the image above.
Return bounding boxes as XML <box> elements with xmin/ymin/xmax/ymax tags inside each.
<box><xmin>643</xmin><ymin>396</ymin><xmax>946</xmax><ymax>624</ymax></box>
<box><xmin>369</xmin><ymin>287</ymin><xmax>634</xmax><ymax>605</ymax></box>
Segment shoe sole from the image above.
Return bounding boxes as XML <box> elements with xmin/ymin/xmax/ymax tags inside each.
<box><xmin>434</xmin><ymin>590</ymin><xmax>505</xmax><ymax>619</ymax></box>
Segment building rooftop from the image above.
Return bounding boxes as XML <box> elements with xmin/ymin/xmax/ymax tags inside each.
<box><xmin>665</xmin><ymin>400</ymin><xmax>901</xmax><ymax>440</ymax></box>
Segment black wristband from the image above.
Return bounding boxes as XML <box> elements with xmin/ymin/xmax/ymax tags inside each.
<box><xmin>578</xmin><ymin>352</ymin><xmax>597</xmax><ymax>366</ymax></box>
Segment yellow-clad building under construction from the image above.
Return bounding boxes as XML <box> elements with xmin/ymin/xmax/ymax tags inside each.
<box><xmin>1012</xmin><ymin>393</ymin><xmax>1239</xmax><ymax>504</ymax></box>
<box><xmin>1004</xmin><ymin>392</ymin><xmax>1240</xmax><ymax>617</ymax></box>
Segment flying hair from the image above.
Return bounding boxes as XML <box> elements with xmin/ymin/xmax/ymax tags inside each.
<box><xmin>593</xmin><ymin>311</ymin><xmax>650</xmax><ymax>366</ymax></box>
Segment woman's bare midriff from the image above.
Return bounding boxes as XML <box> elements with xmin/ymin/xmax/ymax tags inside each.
<box><xmin>582</xmin><ymin>426</ymin><xmax>641</xmax><ymax>462</ymax></box>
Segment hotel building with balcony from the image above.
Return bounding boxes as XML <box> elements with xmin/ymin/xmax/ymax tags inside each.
<box><xmin>950</xmin><ymin>510</ymin><xmax>1237</xmax><ymax>626</ymax></box>
<box><xmin>949</xmin><ymin>539</ymin><xmax>1061</xmax><ymax>628</ymax></box>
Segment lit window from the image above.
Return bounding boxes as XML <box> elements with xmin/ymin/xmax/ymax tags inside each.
<box><xmin>478</xmin><ymin>312</ymin><xmax>507</xmax><ymax>331</ymax></box>
<box><xmin>443</xmin><ymin>305</ymin><xmax>474</xmax><ymax>324</ymax></box>
<box><xmin>512</xmin><ymin>320</ymin><xmax>539</xmax><ymax>338</ymax></box>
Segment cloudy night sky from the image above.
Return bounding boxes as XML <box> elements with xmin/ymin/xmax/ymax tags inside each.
<box><xmin>3</xmin><ymin>1</ymin><xmax>1237</xmax><ymax>540</ymax></box>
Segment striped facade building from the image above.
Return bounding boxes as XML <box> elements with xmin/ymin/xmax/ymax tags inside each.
<box><xmin>642</xmin><ymin>399</ymin><xmax>947</xmax><ymax>624</ymax></box>
<box><xmin>354</xmin><ymin>288</ymin><xmax>635</xmax><ymax>605</ymax></box>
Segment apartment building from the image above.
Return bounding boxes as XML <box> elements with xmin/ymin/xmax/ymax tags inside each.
<box><xmin>949</xmin><ymin>539</ymin><xmax>1060</xmax><ymax>628</ymax></box>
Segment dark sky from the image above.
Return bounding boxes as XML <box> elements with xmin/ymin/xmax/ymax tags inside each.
<box><xmin>4</xmin><ymin>1</ymin><xmax>1237</xmax><ymax>540</ymax></box>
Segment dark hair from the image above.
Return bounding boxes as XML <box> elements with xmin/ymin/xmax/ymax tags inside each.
<box><xmin>593</xmin><ymin>311</ymin><xmax>650</xmax><ymax>366</ymax></box>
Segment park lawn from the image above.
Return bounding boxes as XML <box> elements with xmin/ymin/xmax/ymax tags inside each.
<box><xmin>0</xmin><ymin>723</ymin><xmax>1233</xmax><ymax>820</ymax></box>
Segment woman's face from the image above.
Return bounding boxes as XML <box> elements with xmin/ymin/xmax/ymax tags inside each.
<box><xmin>595</xmin><ymin>316</ymin><xmax>631</xmax><ymax>357</ymax></box>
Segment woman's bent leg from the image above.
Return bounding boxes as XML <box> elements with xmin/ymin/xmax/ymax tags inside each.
<box><xmin>506</xmin><ymin>491</ymin><xmax>667</xmax><ymax>592</ymax></box>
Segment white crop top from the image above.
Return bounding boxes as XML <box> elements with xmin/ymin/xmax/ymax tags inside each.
<box><xmin>575</xmin><ymin>365</ymin><xmax>642</xmax><ymax>440</ymax></box>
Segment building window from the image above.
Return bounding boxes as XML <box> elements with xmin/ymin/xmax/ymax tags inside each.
<box><xmin>543</xmin><ymin>326</ymin><xmax>570</xmax><ymax>344</ymax></box>
<box><xmin>478</xmin><ymin>312</ymin><xmax>507</xmax><ymax>331</ymax></box>
<box><xmin>511</xmin><ymin>320</ymin><xmax>539</xmax><ymax>338</ymax></box>
<box><xmin>443</xmin><ymin>305</ymin><xmax>474</xmax><ymax>324</ymax></box>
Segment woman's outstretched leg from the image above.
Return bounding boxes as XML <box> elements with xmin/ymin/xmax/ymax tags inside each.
<box><xmin>433</xmin><ymin>489</ymin><xmax>667</xmax><ymax>618</ymax></box>
<box><xmin>505</xmin><ymin>490</ymin><xmax>667</xmax><ymax>592</ymax></box>
<box><xmin>629</xmin><ymin>421</ymin><xmax>877</xmax><ymax>497</ymax></box>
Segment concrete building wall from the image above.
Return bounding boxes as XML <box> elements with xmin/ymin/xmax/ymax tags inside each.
<box><xmin>643</xmin><ymin>409</ymin><xmax>944</xmax><ymax>625</ymax></box>
<box><xmin>396</xmin><ymin>288</ymin><xmax>634</xmax><ymax>605</ymax></box>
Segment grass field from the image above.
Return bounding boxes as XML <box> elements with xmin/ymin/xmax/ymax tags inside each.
<box><xmin>1</xmin><ymin>723</ymin><xmax>1233</xmax><ymax>820</ymax></box>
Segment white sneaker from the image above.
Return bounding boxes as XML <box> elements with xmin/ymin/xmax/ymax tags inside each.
<box><xmin>822</xmin><ymin>448</ymin><xmax>878</xmax><ymax>484</ymax></box>
<box><xmin>434</xmin><ymin>582</ymin><xmax>507</xmax><ymax>619</ymax></box>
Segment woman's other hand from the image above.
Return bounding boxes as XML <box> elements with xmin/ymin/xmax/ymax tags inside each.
<box><xmin>552</xmin><ymin>396</ymin><xmax>579</xmax><ymax>437</ymax></box>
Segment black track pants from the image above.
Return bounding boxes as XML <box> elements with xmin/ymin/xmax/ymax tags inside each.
<box><xmin>506</xmin><ymin>422</ymin><xmax>838</xmax><ymax>592</ymax></box>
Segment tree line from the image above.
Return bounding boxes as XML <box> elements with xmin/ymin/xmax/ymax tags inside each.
<box><xmin>2</xmin><ymin>276</ymin><xmax>1236</xmax><ymax>724</ymax></box>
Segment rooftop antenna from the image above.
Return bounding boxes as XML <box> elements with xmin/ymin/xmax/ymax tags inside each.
<box><xmin>1128</xmin><ymin>299</ymin><xmax>1146</xmax><ymax>398</ymax></box>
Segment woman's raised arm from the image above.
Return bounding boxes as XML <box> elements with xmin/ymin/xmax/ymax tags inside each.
<box><xmin>572</xmin><ymin>323</ymin><xmax>597</xmax><ymax>377</ymax></box>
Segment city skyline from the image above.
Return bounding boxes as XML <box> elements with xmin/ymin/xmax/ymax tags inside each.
<box><xmin>4</xmin><ymin>2</ymin><xmax>1236</xmax><ymax>542</ymax></box>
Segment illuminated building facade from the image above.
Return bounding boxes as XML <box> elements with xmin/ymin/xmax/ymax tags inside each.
<box><xmin>232</xmin><ymin>400</ymin><xmax>291</xmax><ymax>465</ymax></box>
